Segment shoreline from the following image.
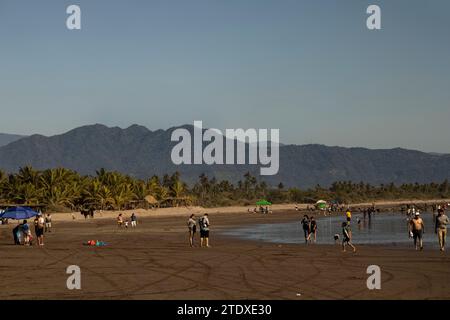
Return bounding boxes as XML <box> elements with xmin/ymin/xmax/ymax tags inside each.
<box><xmin>40</xmin><ymin>197</ymin><xmax>450</xmax><ymax>223</ymax></box>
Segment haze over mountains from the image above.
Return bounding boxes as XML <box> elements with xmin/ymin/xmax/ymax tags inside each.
<box><xmin>0</xmin><ymin>133</ymin><xmax>26</xmax><ymax>147</ymax></box>
<box><xmin>0</xmin><ymin>124</ymin><xmax>449</xmax><ymax>188</ymax></box>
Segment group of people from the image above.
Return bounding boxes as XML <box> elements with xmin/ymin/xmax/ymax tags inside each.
<box><xmin>187</xmin><ymin>213</ymin><xmax>211</xmax><ymax>248</ymax></box>
<box><xmin>408</xmin><ymin>208</ymin><xmax>449</xmax><ymax>251</ymax></box>
<box><xmin>12</xmin><ymin>213</ymin><xmax>52</xmax><ymax>246</ymax></box>
<box><xmin>248</xmin><ymin>206</ymin><xmax>271</xmax><ymax>214</ymax></box>
<box><xmin>312</xmin><ymin>205</ymin><xmax>449</xmax><ymax>252</ymax></box>
<box><xmin>300</xmin><ymin>215</ymin><xmax>318</xmax><ymax>243</ymax></box>
<box><xmin>117</xmin><ymin>213</ymin><xmax>138</xmax><ymax>228</ymax></box>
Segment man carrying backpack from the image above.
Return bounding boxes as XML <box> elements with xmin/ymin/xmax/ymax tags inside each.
<box><xmin>199</xmin><ymin>213</ymin><xmax>211</xmax><ymax>248</ymax></box>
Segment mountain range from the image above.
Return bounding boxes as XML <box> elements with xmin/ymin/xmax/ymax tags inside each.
<box><xmin>0</xmin><ymin>124</ymin><xmax>449</xmax><ymax>188</ymax></box>
<box><xmin>0</xmin><ymin>133</ymin><xmax>26</xmax><ymax>147</ymax></box>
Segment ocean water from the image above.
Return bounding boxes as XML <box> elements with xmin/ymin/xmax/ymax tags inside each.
<box><xmin>222</xmin><ymin>212</ymin><xmax>443</xmax><ymax>248</ymax></box>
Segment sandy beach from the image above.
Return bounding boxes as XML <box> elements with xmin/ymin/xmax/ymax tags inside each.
<box><xmin>1</xmin><ymin>207</ymin><xmax>449</xmax><ymax>300</ymax></box>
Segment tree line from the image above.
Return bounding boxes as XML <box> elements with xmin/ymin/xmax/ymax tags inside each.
<box><xmin>0</xmin><ymin>166</ymin><xmax>449</xmax><ymax>212</ymax></box>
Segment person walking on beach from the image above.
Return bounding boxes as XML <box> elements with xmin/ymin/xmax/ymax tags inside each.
<box><xmin>435</xmin><ymin>209</ymin><xmax>449</xmax><ymax>252</ymax></box>
<box><xmin>199</xmin><ymin>213</ymin><xmax>210</xmax><ymax>248</ymax></box>
<box><xmin>301</xmin><ymin>215</ymin><xmax>310</xmax><ymax>244</ymax></box>
<box><xmin>342</xmin><ymin>222</ymin><xmax>356</xmax><ymax>253</ymax></box>
<box><xmin>34</xmin><ymin>213</ymin><xmax>45</xmax><ymax>246</ymax></box>
<box><xmin>131</xmin><ymin>213</ymin><xmax>137</xmax><ymax>228</ymax></box>
<box><xmin>117</xmin><ymin>214</ymin><xmax>124</xmax><ymax>228</ymax></box>
<box><xmin>187</xmin><ymin>214</ymin><xmax>197</xmax><ymax>247</ymax></box>
<box><xmin>309</xmin><ymin>216</ymin><xmax>317</xmax><ymax>243</ymax></box>
<box><xmin>409</xmin><ymin>211</ymin><xmax>425</xmax><ymax>250</ymax></box>
<box><xmin>45</xmin><ymin>213</ymin><xmax>52</xmax><ymax>233</ymax></box>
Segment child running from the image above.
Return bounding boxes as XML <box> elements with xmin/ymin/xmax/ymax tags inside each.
<box><xmin>342</xmin><ymin>222</ymin><xmax>356</xmax><ymax>253</ymax></box>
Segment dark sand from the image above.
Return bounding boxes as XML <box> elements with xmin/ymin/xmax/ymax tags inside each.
<box><xmin>1</xmin><ymin>210</ymin><xmax>449</xmax><ymax>300</ymax></box>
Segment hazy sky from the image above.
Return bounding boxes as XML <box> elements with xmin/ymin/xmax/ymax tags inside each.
<box><xmin>0</xmin><ymin>0</ymin><xmax>449</xmax><ymax>152</ymax></box>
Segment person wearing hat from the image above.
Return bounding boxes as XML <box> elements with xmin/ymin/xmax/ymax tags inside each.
<box><xmin>409</xmin><ymin>210</ymin><xmax>425</xmax><ymax>251</ymax></box>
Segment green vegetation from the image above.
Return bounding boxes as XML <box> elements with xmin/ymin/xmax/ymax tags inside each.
<box><xmin>0</xmin><ymin>166</ymin><xmax>449</xmax><ymax>212</ymax></box>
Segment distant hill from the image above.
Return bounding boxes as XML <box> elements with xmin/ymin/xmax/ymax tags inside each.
<box><xmin>0</xmin><ymin>133</ymin><xmax>26</xmax><ymax>147</ymax></box>
<box><xmin>0</xmin><ymin>124</ymin><xmax>449</xmax><ymax>188</ymax></box>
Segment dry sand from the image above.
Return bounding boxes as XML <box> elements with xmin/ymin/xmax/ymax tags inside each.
<box><xmin>1</xmin><ymin>208</ymin><xmax>449</xmax><ymax>300</ymax></box>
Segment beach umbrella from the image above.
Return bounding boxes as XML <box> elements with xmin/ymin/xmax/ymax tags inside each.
<box><xmin>315</xmin><ymin>200</ymin><xmax>327</xmax><ymax>210</ymax></box>
<box><xmin>256</xmin><ymin>200</ymin><xmax>272</xmax><ymax>206</ymax></box>
<box><xmin>0</xmin><ymin>206</ymin><xmax>39</xmax><ymax>220</ymax></box>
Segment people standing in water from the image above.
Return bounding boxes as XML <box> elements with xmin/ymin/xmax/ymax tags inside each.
<box><xmin>309</xmin><ymin>216</ymin><xmax>317</xmax><ymax>243</ymax></box>
<box><xmin>199</xmin><ymin>213</ymin><xmax>210</xmax><ymax>248</ymax></box>
<box><xmin>435</xmin><ymin>209</ymin><xmax>449</xmax><ymax>252</ymax></box>
<box><xmin>409</xmin><ymin>211</ymin><xmax>425</xmax><ymax>250</ymax></box>
<box><xmin>345</xmin><ymin>209</ymin><xmax>352</xmax><ymax>222</ymax></box>
<box><xmin>187</xmin><ymin>214</ymin><xmax>197</xmax><ymax>247</ymax></box>
<box><xmin>34</xmin><ymin>213</ymin><xmax>45</xmax><ymax>246</ymax></box>
<box><xmin>301</xmin><ymin>215</ymin><xmax>310</xmax><ymax>244</ymax></box>
<box><xmin>357</xmin><ymin>217</ymin><xmax>362</xmax><ymax>230</ymax></box>
<box><xmin>342</xmin><ymin>221</ymin><xmax>356</xmax><ymax>253</ymax></box>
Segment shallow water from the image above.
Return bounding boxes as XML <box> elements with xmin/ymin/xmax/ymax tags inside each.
<box><xmin>222</xmin><ymin>212</ymin><xmax>443</xmax><ymax>248</ymax></box>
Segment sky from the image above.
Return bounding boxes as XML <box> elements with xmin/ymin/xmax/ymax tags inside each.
<box><xmin>0</xmin><ymin>0</ymin><xmax>449</xmax><ymax>152</ymax></box>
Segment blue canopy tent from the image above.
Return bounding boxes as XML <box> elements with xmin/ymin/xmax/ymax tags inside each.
<box><xmin>0</xmin><ymin>206</ymin><xmax>39</xmax><ymax>220</ymax></box>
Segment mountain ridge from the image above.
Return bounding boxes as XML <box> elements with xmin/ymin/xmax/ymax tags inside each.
<box><xmin>0</xmin><ymin>124</ymin><xmax>448</xmax><ymax>188</ymax></box>
<box><xmin>0</xmin><ymin>133</ymin><xmax>27</xmax><ymax>147</ymax></box>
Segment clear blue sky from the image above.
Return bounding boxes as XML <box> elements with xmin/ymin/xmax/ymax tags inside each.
<box><xmin>0</xmin><ymin>0</ymin><xmax>449</xmax><ymax>152</ymax></box>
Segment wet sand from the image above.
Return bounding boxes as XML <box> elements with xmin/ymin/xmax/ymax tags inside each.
<box><xmin>0</xmin><ymin>210</ymin><xmax>449</xmax><ymax>300</ymax></box>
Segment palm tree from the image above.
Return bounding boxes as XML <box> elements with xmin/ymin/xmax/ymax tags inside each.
<box><xmin>14</xmin><ymin>183</ymin><xmax>41</xmax><ymax>205</ymax></box>
<box><xmin>97</xmin><ymin>185</ymin><xmax>113</xmax><ymax>210</ymax></box>
<box><xmin>111</xmin><ymin>184</ymin><xmax>133</xmax><ymax>210</ymax></box>
<box><xmin>17</xmin><ymin>166</ymin><xmax>40</xmax><ymax>186</ymax></box>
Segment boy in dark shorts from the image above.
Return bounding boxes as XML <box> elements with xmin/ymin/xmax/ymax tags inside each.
<box><xmin>199</xmin><ymin>213</ymin><xmax>210</xmax><ymax>248</ymax></box>
<box><xmin>34</xmin><ymin>213</ymin><xmax>45</xmax><ymax>246</ymax></box>
<box><xmin>409</xmin><ymin>211</ymin><xmax>425</xmax><ymax>250</ymax></box>
<box><xmin>342</xmin><ymin>222</ymin><xmax>356</xmax><ymax>253</ymax></box>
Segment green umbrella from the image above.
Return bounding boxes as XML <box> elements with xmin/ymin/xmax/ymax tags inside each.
<box><xmin>315</xmin><ymin>200</ymin><xmax>327</xmax><ymax>209</ymax></box>
<box><xmin>256</xmin><ymin>200</ymin><xmax>272</xmax><ymax>206</ymax></box>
